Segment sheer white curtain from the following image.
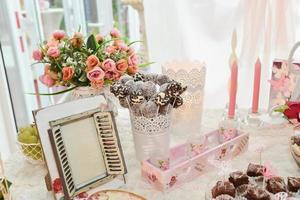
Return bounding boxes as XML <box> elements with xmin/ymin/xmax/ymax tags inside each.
<box><xmin>144</xmin><ymin>0</ymin><xmax>300</xmax><ymax>109</ymax></box>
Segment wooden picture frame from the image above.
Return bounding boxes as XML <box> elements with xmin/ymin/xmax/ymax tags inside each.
<box><xmin>33</xmin><ymin>96</ymin><xmax>127</xmax><ymax>200</ymax></box>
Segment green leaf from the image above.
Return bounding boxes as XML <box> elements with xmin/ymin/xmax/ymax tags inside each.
<box><xmin>104</xmin><ymin>79</ymin><xmax>113</xmax><ymax>85</ymax></box>
<box><xmin>27</xmin><ymin>86</ymin><xmax>78</xmax><ymax>96</ymax></box>
<box><xmin>128</xmin><ymin>40</ymin><xmax>143</xmax><ymax>46</ymax></box>
<box><xmin>139</xmin><ymin>62</ymin><xmax>155</xmax><ymax>68</ymax></box>
<box><xmin>274</xmin><ymin>104</ymin><xmax>289</xmax><ymax>113</ymax></box>
<box><xmin>86</xmin><ymin>34</ymin><xmax>98</xmax><ymax>52</ymax></box>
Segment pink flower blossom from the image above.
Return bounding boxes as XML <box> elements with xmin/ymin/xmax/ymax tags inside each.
<box><xmin>128</xmin><ymin>53</ymin><xmax>139</xmax><ymax>66</ymax></box>
<box><xmin>85</xmin><ymin>55</ymin><xmax>99</xmax><ymax>70</ymax></box>
<box><xmin>105</xmin><ymin>70</ymin><xmax>120</xmax><ymax>81</ymax></box>
<box><xmin>47</xmin><ymin>47</ymin><xmax>60</xmax><ymax>58</ymax></box>
<box><xmin>114</xmin><ymin>40</ymin><xmax>127</xmax><ymax>51</ymax></box>
<box><xmin>39</xmin><ymin>74</ymin><xmax>56</xmax><ymax>87</ymax></box>
<box><xmin>32</xmin><ymin>49</ymin><xmax>43</xmax><ymax>61</ymax></box>
<box><xmin>127</xmin><ymin>65</ymin><xmax>138</xmax><ymax>75</ymax></box>
<box><xmin>95</xmin><ymin>34</ymin><xmax>104</xmax><ymax>43</ymax></box>
<box><xmin>105</xmin><ymin>46</ymin><xmax>117</xmax><ymax>55</ymax></box>
<box><xmin>52</xmin><ymin>30</ymin><xmax>65</xmax><ymax>40</ymax></box>
<box><xmin>46</xmin><ymin>39</ymin><xmax>59</xmax><ymax>48</ymax></box>
<box><xmin>87</xmin><ymin>67</ymin><xmax>105</xmax><ymax>82</ymax></box>
<box><xmin>62</xmin><ymin>67</ymin><xmax>74</xmax><ymax>81</ymax></box>
<box><xmin>116</xmin><ymin>59</ymin><xmax>128</xmax><ymax>72</ymax></box>
<box><xmin>110</xmin><ymin>28</ymin><xmax>120</xmax><ymax>38</ymax></box>
<box><xmin>101</xmin><ymin>59</ymin><xmax>116</xmax><ymax>72</ymax></box>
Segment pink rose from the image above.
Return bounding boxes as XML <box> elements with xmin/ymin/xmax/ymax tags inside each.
<box><xmin>52</xmin><ymin>30</ymin><xmax>65</xmax><ymax>40</ymax></box>
<box><xmin>127</xmin><ymin>65</ymin><xmax>138</xmax><ymax>75</ymax></box>
<box><xmin>47</xmin><ymin>47</ymin><xmax>60</xmax><ymax>58</ymax></box>
<box><xmin>87</xmin><ymin>67</ymin><xmax>105</xmax><ymax>82</ymax></box>
<box><xmin>105</xmin><ymin>46</ymin><xmax>117</xmax><ymax>55</ymax></box>
<box><xmin>116</xmin><ymin>59</ymin><xmax>128</xmax><ymax>72</ymax></box>
<box><xmin>44</xmin><ymin>64</ymin><xmax>58</xmax><ymax>80</ymax></box>
<box><xmin>62</xmin><ymin>67</ymin><xmax>74</xmax><ymax>81</ymax></box>
<box><xmin>101</xmin><ymin>59</ymin><xmax>116</xmax><ymax>72</ymax></box>
<box><xmin>114</xmin><ymin>40</ymin><xmax>127</xmax><ymax>51</ymax></box>
<box><xmin>71</xmin><ymin>32</ymin><xmax>83</xmax><ymax>47</ymax></box>
<box><xmin>95</xmin><ymin>34</ymin><xmax>104</xmax><ymax>43</ymax></box>
<box><xmin>110</xmin><ymin>28</ymin><xmax>120</xmax><ymax>38</ymax></box>
<box><xmin>46</xmin><ymin>39</ymin><xmax>59</xmax><ymax>48</ymax></box>
<box><xmin>86</xmin><ymin>55</ymin><xmax>99</xmax><ymax>71</ymax></box>
<box><xmin>32</xmin><ymin>49</ymin><xmax>43</xmax><ymax>61</ymax></box>
<box><xmin>128</xmin><ymin>53</ymin><xmax>139</xmax><ymax>66</ymax></box>
<box><xmin>127</xmin><ymin>47</ymin><xmax>135</xmax><ymax>55</ymax></box>
<box><xmin>90</xmin><ymin>79</ymin><xmax>104</xmax><ymax>89</ymax></box>
<box><xmin>105</xmin><ymin>70</ymin><xmax>120</xmax><ymax>81</ymax></box>
<box><xmin>39</xmin><ymin>74</ymin><xmax>55</xmax><ymax>87</ymax></box>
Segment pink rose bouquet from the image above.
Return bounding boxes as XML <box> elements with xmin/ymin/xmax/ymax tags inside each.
<box><xmin>32</xmin><ymin>28</ymin><xmax>151</xmax><ymax>94</ymax></box>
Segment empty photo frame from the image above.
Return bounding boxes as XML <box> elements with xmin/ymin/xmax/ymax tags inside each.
<box><xmin>33</xmin><ymin>96</ymin><xmax>127</xmax><ymax>200</ymax></box>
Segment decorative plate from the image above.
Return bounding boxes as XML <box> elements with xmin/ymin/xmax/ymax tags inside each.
<box><xmin>87</xmin><ymin>190</ymin><xmax>146</xmax><ymax>200</ymax></box>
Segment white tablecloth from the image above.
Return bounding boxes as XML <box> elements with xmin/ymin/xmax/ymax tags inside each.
<box><xmin>5</xmin><ymin>109</ymin><xmax>300</xmax><ymax>200</ymax></box>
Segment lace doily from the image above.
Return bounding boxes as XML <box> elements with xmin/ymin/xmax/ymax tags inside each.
<box><xmin>131</xmin><ymin>115</ymin><xmax>171</xmax><ymax>136</ymax></box>
<box><xmin>162</xmin><ymin>60</ymin><xmax>206</xmax><ymax>89</ymax></box>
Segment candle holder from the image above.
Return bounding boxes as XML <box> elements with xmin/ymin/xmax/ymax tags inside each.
<box><xmin>218</xmin><ymin>116</ymin><xmax>239</xmax><ymax>144</ymax></box>
<box><xmin>222</xmin><ymin>103</ymin><xmax>240</xmax><ymax>122</ymax></box>
<box><xmin>242</xmin><ymin>110</ymin><xmax>263</xmax><ymax>128</ymax></box>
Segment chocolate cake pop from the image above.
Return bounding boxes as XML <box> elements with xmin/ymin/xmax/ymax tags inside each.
<box><xmin>120</xmin><ymin>74</ymin><xmax>133</xmax><ymax>84</ymax></box>
<box><xmin>156</xmin><ymin>74</ymin><xmax>171</xmax><ymax>85</ymax></box>
<box><xmin>142</xmin><ymin>81</ymin><xmax>157</xmax><ymax>100</ymax></box>
<box><xmin>154</xmin><ymin>92</ymin><xmax>170</xmax><ymax>106</ymax></box>
<box><xmin>169</xmin><ymin>96</ymin><xmax>183</xmax><ymax>108</ymax></box>
<box><xmin>166</xmin><ymin>81</ymin><xmax>187</xmax><ymax>97</ymax></box>
<box><xmin>133</xmin><ymin>72</ymin><xmax>146</xmax><ymax>82</ymax></box>
<box><xmin>141</xmin><ymin>101</ymin><xmax>159</xmax><ymax>118</ymax></box>
<box><xmin>129</xmin><ymin>90</ymin><xmax>146</xmax><ymax>105</ymax></box>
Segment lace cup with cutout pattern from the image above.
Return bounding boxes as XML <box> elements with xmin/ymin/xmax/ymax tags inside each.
<box><xmin>162</xmin><ymin>60</ymin><xmax>206</xmax><ymax>136</ymax></box>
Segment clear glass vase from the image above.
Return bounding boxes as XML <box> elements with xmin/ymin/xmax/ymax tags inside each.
<box><xmin>70</xmin><ymin>86</ymin><xmax>118</xmax><ymax>116</ymax></box>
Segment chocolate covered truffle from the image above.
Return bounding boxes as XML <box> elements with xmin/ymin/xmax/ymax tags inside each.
<box><xmin>287</xmin><ymin>177</ymin><xmax>300</xmax><ymax>193</ymax></box>
<box><xmin>244</xmin><ymin>187</ymin><xmax>270</xmax><ymax>200</ymax></box>
<box><xmin>246</xmin><ymin>163</ymin><xmax>264</xmax><ymax>177</ymax></box>
<box><xmin>211</xmin><ymin>181</ymin><xmax>235</xmax><ymax>198</ymax></box>
<box><xmin>228</xmin><ymin>171</ymin><xmax>249</xmax><ymax>188</ymax></box>
<box><xmin>266</xmin><ymin>177</ymin><xmax>287</xmax><ymax>194</ymax></box>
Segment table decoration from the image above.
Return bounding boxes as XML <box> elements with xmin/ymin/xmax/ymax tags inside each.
<box><xmin>243</xmin><ymin>58</ymin><xmax>263</xmax><ymax>127</ymax></box>
<box><xmin>161</xmin><ymin>60</ymin><xmax>206</xmax><ymax>137</ymax></box>
<box><xmin>205</xmin><ymin>162</ymin><xmax>300</xmax><ymax>200</ymax></box>
<box><xmin>268</xmin><ymin>41</ymin><xmax>300</xmax><ymax>110</ymax></box>
<box><xmin>141</xmin><ymin>129</ymin><xmax>249</xmax><ymax>191</ymax></box>
<box><xmin>110</xmin><ymin>72</ymin><xmax>187</xmax><ymax>165</ymax></box>
<box><xmin>17</xmin><ymin>124</ymin><xmax>44</xmax><ymax>164</ymax></box>
<box><xmin>31</xmin><ymin>28</ymin><xmax>149</xmax><ymax>114</ymax></box>
<box><xmin>33</xmin><ymin>96</ymin><xmax>127</xmax><ymax>200</ymax></box>
<box><xmin>219</xmin><ymin>61</ymin><xmax>239</xmax><ymax>142</ymax></box>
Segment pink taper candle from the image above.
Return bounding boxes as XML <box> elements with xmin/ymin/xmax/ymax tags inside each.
<box><xmin>252</xmin><ymin>58</ymin><xmax>261</xmax><ymax>113</ymax></box>
<box><xmin>228</xmin><ymin>61</ymin><xmax>238</xmax><ymax>119</ymax></box>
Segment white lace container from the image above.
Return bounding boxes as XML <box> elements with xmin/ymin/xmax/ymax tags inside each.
<box><xmin>130</xmin><ymin>113</ymin><xmax>171</xmax><ymax>167</ymax></box>
<box><xmin>71</xmin><ymin>86</ymin><xmax>118</xmax><ymax>116</ymax></box>
<box><xmin>162</xmin><ymin>60</ymin><xmax>206</xmax><ymax>138</ymax></box>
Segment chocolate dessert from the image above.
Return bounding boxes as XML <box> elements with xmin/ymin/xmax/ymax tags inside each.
<box><xmin>292</xmin><ymin>135</ymin><xmax>300</xmax><ymax>146</ymax></box>
<box><xmin>266</xmin><ymin>177</ymin><xmax>287</xmax><ymax>194</ymax></box>
<box><xmin>211</xmin><ymin>181</ymin><xmax>235</xmax><ymax>198</ymax></box>
<box><xmin>228</xmin><ymin>171</ymin><xmax>249</xmax><ymax>188</ymax></box>
<box><xmin>244</xmin><ymin>187</ymin><xmax>271</xmax><ymax>200</ymax></box>
<box><xmin>287</xmin><ymin>177</ymin><xmax>300</xmax><ymax>193</ymax></box>
<box><xmin>246</xmin><ymin>163</ymin><xmax>264</xmax><ymax>177</ymax></box>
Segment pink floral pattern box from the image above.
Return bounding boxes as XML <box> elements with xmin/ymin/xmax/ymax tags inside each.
<box><xmin>268</xmin><ymin>59</ymin><xmax>300</xmax><ymax>109</ymax></box>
